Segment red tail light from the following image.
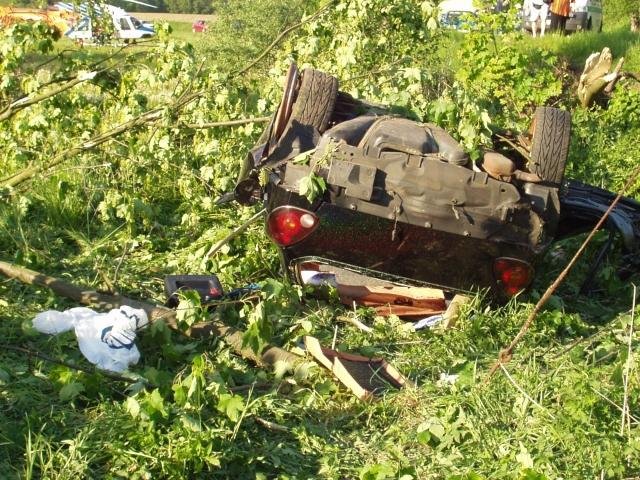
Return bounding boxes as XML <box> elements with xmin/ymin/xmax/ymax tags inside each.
<box><xmin>493</xmin><ymin>257</ymin><xmax>534</xmax><ymax>296</ymax></box>
<box><xmin>266</xmin><ymin>206</ymin><xmax>319</xmax><ymax>247</ymax></box>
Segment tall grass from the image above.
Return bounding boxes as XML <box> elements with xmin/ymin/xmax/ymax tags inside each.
<box><xmin>523</xmin><ymin>26</ymin><xmax>640</xmax><ymax>71</ymax></box>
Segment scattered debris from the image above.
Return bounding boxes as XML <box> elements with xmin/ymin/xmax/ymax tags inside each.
<box><xmin>412</xmin><ymin>314</ymin><xmax>444</xmax><ymax>330</ymax></box>
<box><xmin>300</xmin><ymin>269</ymin><xmax>446</xmax><ymax>318</ymax></box>
<box><xmin>33</xmin><ymin>306</ymin><xmax>148</xmax><ymax>372</ymax></box>
<box><xmin>442</xmin><ymin>294</ymin><xmax>472</xmax><ymax>329</ymax></box>
<box><xmin>577</xmin><ymin>47</ymin><xmax>640</xmax><ymax>107</ymax></box>
<box><xmin>304</xmin><ymin>336</ymin><xmax>412</xmax><ymax>401</ymax></box>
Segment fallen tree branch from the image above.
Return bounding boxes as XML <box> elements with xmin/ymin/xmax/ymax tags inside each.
<box><xmin>604</xmin><ymin>57</ymin><xmax>626</xmax><ymax>95</ymax></box>
<box><xmin>205</xmin><ymin>208</ymin><xmax>266</xmax><ymax>258</ymax></box>
<box><xmin>486</xmin><ymin>165</ymin><xmax>640</xmax><ymax>380</ymax></box>
<box><xmin>0</xmin><ymin>70</ymin><xmax>106</xmax><ymax>123</ymax></box>
<box><xmin>254</xmin><ymin>416</ymin><xmax>289</xmax><ymax>432</ymax></box>
<box><xmin>0</xmin><ymin>260</ymin><xmax>303</xmax><ymax>370</ymax></box>
<box><xmin>1</xmin><ymin>90</ymin><xmax>201</xmax><ymax>190</ymax></box>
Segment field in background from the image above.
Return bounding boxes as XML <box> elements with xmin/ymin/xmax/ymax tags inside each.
<box><xmin>134</xmin><ymin>12</ymin><xmax>216</xmax><ymax>23</ymax></box>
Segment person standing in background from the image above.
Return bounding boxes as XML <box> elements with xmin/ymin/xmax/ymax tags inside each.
<box><xmin>550</xmin><ymin>0</ymin><xmax>571</xmax><ymax>33</ymax></box>
<box><xmin>527</xmin><ymin>0</ymin><xmax>549</xmax><ymax>37</ymax></box>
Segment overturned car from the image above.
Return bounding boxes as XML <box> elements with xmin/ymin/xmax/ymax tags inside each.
<box><xmin>235</xmin><ymin>64</ymin><xmax>640</xmax><ymax>299</ymax></box>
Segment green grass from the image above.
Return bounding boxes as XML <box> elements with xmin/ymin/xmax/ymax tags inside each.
<box><xmin>1</xmin><ymin>11</ymin><xmax>640</xmax><ymax>480</ymax></box>
<box><xmin>523</xmin><ymin>25</ymin><xmax>640</xmax><ymax>72</ymax></box>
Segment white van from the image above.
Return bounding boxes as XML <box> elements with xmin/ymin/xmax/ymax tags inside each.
<box><xmin>57</xmin><ymin>2</ymin><xmax>155</xmax><ymax>43</ymax></box>
<box><xmin>439</xmin><ymin>0</ymin><xmax>513</xmax><ymax>30</ymax></box>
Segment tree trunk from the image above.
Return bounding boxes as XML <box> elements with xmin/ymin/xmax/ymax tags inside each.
<box><xmin>577</xmin><ymin>48</ymin><xmax>623</xmax><ymax>107</ymax></box>
<box><xmin>0</xmin><ymin>260</ymin><xmax>303</xmax><ymax>370</ymax></box>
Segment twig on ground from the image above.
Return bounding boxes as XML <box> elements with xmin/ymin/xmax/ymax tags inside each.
<box><xmin>231</xmin><ymin>383</ymin><xmax>254</xmax><ymax>440</ymax></box>
<box><xmin>181</xmin><ymin>116</ymin><xmax>271</xmax><ymax>129</ymax></box>
<box><xmin>499</xmin><ymin>364</ymin><xmax>555</xmax><ymax>419</ymax></box>
<box><xmin>621</xmin><ymin>284</ymin><xmax>636</xmax><ymax>437</ymax></box>
<box><xmin>254</xmin><ymin>416</ymin><xmax>289</xmax><ymax>432</ymax></box>
<box><xmin>592</xmin><ymin>387</ymin><xmax>640</xmax><ymax>425</ymax></box>
<box><xmin>551</xmin><ymin>325</ymin><xmax>616</xmax><ymax>359</ymax></box>
<box><xmin>0</xmin><ymin>343</ymin><xmax>154</xmax><ymax>387</ymax></box>
<box><xmin>229</xmin><ymin>382</ymin><xmax>271</xmax><ymax>393</ymax></box>
<box><xmin>486</xmin><ymin>165</ymin><xmax>640</xmax><ymax>380</ymax></box>
<box><xmin>112</xmin><ymin>241</ymin><xmax>130</xmax><ymax>290</ymax></box>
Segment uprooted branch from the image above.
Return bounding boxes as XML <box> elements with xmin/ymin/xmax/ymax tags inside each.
<box><xmin>1</xmin><ymin>47</ymin><xmax>148</xmax><ymax>123</ymax></box>
<box><xmin>0</xmin><ymin>260</ymin><xmax>303</xmax><ymax>371</ymax></box>
<box><xmin>234</xmin><ymin>0</ymin><xmax>337</xmax><ymax>77</ymax></box>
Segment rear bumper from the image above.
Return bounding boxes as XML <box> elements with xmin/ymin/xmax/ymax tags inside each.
<box><xmin>267</xmin><ymin>186</ymin><xmax>539</xmax><ymax>297</ymax></box>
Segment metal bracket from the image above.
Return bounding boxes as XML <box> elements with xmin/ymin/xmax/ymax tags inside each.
<box><xmin>327</xmin><ymin>158</ymin><xmax>376</xmax><ymax>201</ymax></box>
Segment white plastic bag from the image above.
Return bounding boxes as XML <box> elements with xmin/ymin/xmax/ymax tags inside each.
<box><xmin>33</xmin><ymin>306</ymin><xmax>148</xmax><ymax>372</ymax></box>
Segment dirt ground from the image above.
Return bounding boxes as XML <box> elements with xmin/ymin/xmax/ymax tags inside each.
<box><xmin>134</xmin><ymin>12</ymin><xmax>216</xmax><ymax>23</ymax></box>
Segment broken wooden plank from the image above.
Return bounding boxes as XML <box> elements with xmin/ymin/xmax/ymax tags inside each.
<box><xmin>304</xmin><ymin>335</ymin><xmax>413</xmax><ymax>401</ymax></box>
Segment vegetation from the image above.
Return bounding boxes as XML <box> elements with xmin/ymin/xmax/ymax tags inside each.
<box><xmin>1</xmin><ymin>1</ymin><xmax>639</xmax><ymax>479</ymax></box>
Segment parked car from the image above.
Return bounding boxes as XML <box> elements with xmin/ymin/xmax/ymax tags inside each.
<box><xmin>192</xmin><ymin>19</ymin><xmax>207</xmax><ymax>33</ymax></box>
<box><xmin>522</xmin><ymin>0</ymin><xmax>603</xmax><ymax>33</ymax></box>
<box><xmin>234</xmin><ymin>64</ymin><xmax>640</xmax><ymax>299</ymax></box>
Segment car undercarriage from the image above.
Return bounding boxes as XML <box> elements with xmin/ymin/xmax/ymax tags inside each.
<box><xmin>235</xmin><ymin>64</ymin><xmax>640</xmax><ymax>299</ymax></box>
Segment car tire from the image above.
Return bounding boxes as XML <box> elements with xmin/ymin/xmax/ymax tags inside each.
<box><xmin>530</xmin><ymin>106</ymin><xmax>571</xmax><ymax>186</ymax></box>
<box><xmin>287</xmin><ymin>68</ymin><xmax>339</xmax><ymax>133</ymax></box>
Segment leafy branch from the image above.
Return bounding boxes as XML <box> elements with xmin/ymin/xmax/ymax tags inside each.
<box><xmin>1</xmin><ymin>89</ymin><xmax>202</xmax><ymax>189</ymax></box>
<box><xmin>0</xmin><ymin>70</ymin><xmax>103</xmax><ymax>123</ymax></box>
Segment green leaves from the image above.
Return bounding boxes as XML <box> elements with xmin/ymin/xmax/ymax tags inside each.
<box><xmin>242</xmin><ymin>301</ymin><xmax>273</xmax><ymax>354</ymax></box>
<box><xmin>59</xmin><ymin>381</ymin><xmax>84</xmax><ymax>401</ymax></box>
<box><xmin>216</xmin><ymin>393</ymin><xmax>245</xmax><ymax>422</ymax></box>
<box><xmin>176</xmin><ymin>290</ymin><xmax>207</xmax><ymax>330</ymax></box>
<box><xmin>125</xmin><ymin>396</ymin><xmax>141</xmax><ymax>419</ymax></box>
<box><xmin>298</xmin><ymin>172</ymin><xmax>326</xmax><ymax>202</ymax></box>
